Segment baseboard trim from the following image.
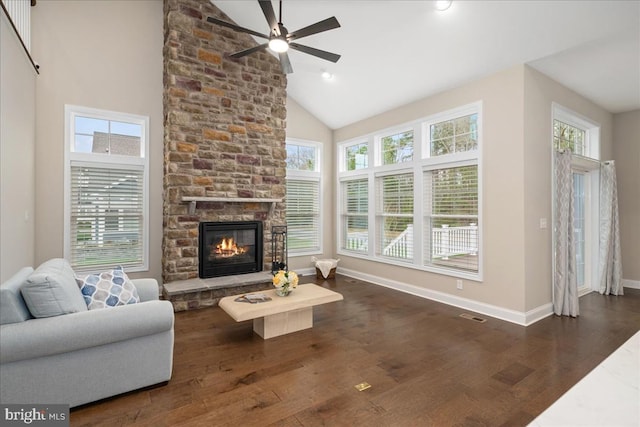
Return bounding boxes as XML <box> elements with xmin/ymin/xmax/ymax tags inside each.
<box><xmin>336</xmin><ymin>267</ymin><xmax>553</xmax><ymax>326</ymax></box>
<box><xmin>623</xmin><ymin>279</ymin><xmax>640</xmax><ymax>290</ymax></box>
<box><xmin>296</xmin><ymin>267</ymin><xmax>316</xmax><ymax>276</ymax></box>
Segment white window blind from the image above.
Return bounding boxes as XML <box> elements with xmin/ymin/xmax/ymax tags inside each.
<box><xmin>285</xmin><ymin>179</ymin><xmax>320</xmax><ymax>252</ymax></box>
<box><xmin>341</xmin><ymin>178</ymin><xmax>368</xmax><ymax>252</ymax></box>
<box><xmin>69</xmin><ymin>164</ymin><xmax>144</xmax><ymax>270</ymax></box>
<box><xmin>423</xmin><ymin>165</ymin><xmax>478</xmax><ymax>272</ymax></box>
<box><xmin>376</xmin><ymin>173</ymin><xmax>414</xmax><ymax>260</ymax></box>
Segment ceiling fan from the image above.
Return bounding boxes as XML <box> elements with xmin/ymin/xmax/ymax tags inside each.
<box><xmin>207</xmin><ymin>0</ymin><xmax>341</xmax><ymax>74</ymax></box>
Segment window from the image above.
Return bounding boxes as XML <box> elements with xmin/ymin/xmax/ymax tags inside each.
<box><xmin>64</xmin><ymin>105</ymin><xmax>149</xmax><ymax>272</ymax></box>
<box><xmin>341</xmin><ymin>178</ymin><xmax>368</xmax><ymax>252</ymax></box>
<box><xmin>552</xmin><ymin>104</ymin><xmax>600</xmax><ymax>293</ymax></box>
<box><xmin>285</xmin><ymin>140</ymin><xmax>321</xmax><ymax>254</ymax></box>
<box><xmin>376</xmin><ymin>173</ymin><xmax>414</xmax><ymax>260</ymax></box>
<box><xmin>554</xmin><ymin>121</ymin><xmax>586</xmax><ymax>156</ymax></box>
<box><xmin>424</xmin><ymin>165</ymin><xmax>478</xmax><ymax>272</ymax></box>
<box><xmin>429</xmin><ymin>113</ymin><xmax>478</xmax><ymax>157</ymax></box>
<box><xmin>338</xmin><ymin>102</ymin><xmax>482</xmax><ymax>280</ymax></box>
<box><xmin>380</xmin><ymin>130</ymin><xmax>413</xmax><ymax>165</ymax></box>
<box><xmin>345</xmin><ymin>141</ymin><xmax>368</xmax><ymax>171</ymax></box>
<box><xmin>286</xmin><ymin>143</ymin><xmax>316</xmax><ymax>171</ymax></box>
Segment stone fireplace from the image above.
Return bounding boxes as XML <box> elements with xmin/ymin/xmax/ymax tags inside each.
<box><xmin>162</xmin><ymin>0</ymin><xmax>287</xmax><ymax>309</ymax></box>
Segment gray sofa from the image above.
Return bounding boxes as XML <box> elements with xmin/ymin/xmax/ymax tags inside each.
<box><xmin>0</xmin><ymin>261</ymin><xmax>175</xmax><ymax>408</ymax></box>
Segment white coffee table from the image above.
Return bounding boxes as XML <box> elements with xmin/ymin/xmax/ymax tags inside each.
<box><xmin>218</xmin><ymin>284</ymin><xmax>343</xmax><ymax>339</ymax></box>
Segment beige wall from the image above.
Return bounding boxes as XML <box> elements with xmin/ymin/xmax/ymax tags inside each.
<box><xmin>522</xmin><ymin>66</ymin><xmax>613</xmax><ymax>310</ymax></box>
<box><xmin>31</xmin><ymin>1</ymin><xmax>164</xmax><ymax>282</ymax></box>
<box><xmin>334</xmin><ymin>66</ymin><xmax>528</xmax><ymax>312</ymax></box>
<box><xmin>0</xmin><ymin>12</ymin><xmax>37</xmax><ymax>281</ymax></box>
<box><xmin>285</xmin><ymin>97</ymin><xmax>335</xmax><ymax>272</ymax></box>
<box><xmin>613</xmin><ymin>110</ymin><xmax>640</xmax><ymax>282</ymax></box>
<box><xmin>333</xmin><ymin>64</ymin><xmax>618</xmax><ymax>314</ymax></box>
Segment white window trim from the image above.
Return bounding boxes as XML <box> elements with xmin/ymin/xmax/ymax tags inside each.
<box><xmin>285</xmin><ymin>138</ymin><xmax>323</xmax><ymax>256</ymax></box>
<box><xmin>64</xmin><ymin>104</ymin><xmax>150</xmax><ymax>273</ymax></box>
<box><xmin>336</xmin><ymin>101</ymin><xmax>483</xmax><ymax>282</ymax></box>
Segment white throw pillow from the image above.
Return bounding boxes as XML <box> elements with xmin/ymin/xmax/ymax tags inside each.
<box><xmin>21</xmin><ymin>258</ymin><xmax>88</xmax><ymax>318</ymax></box>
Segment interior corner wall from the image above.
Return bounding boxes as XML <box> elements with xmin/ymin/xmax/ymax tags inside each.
<box><xmin>613</xmin><ymin>110</ymin><xmax>640</xmax><ymax>282</ymax></box>
<box><xmin>30</xmin><ymin>1</ymin><xmax>164</xmax><ymax>282</ymax></box>
<box><xmin>285</xmin><ymin>97</ymin><xmax>335</xmax><ymax>271</ymax></box>
<box><xmin>0</xmin><ymin>11</ymin><xmax>36</xmax><ymax>281</ymax></box>
<box><xmin>522</xmin><ymin>65</ymin><xmax>613</xmax><ymax>310</ymax></box>
<box><xmin>333</xmin><ymin>65</ymin><xmax>528</xmax><ymax>313</ymax></box>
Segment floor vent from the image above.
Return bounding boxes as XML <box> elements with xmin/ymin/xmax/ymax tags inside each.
<box><xmin>460</xmin><ymin>313</ymin><xmax>487</xmax><ymax>323</ymax></box>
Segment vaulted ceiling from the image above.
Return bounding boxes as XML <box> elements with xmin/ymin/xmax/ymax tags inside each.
<box><xmin>213</xmin><ymin>1</ymin><xmax>640</xmax><ymax>129</ymax></box>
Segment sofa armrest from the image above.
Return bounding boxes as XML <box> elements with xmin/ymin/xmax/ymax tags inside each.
<box><xmin>132</xmin><ymin>278</ymin><xmax>161</xmax><ymax>302</ymax></box>
<box><xmin>0</xmin><ymin>300</ymin><xmax>174</xmax><ymax>364</ymax></box>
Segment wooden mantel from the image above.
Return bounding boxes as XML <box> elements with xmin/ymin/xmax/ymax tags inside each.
<box><xmin>182</xmin><ymin>197</ymin><xmax>283</xmax><ymax>215</ymax></box>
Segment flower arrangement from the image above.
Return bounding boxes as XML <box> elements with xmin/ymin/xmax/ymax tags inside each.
<box><xmin>272</xmin><ymin>270</ymin><xmax>299</xmax><ymax>296</ymax></box>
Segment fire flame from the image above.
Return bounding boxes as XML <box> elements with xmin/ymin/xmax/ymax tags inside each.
<box><xmin>214</xmin><ymin>237</ymin><xmax>245</xmax><ymax>257</ymax></box>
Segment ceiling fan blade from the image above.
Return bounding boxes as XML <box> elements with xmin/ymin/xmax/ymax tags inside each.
<box><xmin>207</xmin><ymin>16</ymin><xmax>269</xmax><ymax>40</ymax></box>
<box><xmin>289</xmin><ymin>42</ymin><xmax>341</xmax><ymax>63</ymax></box>
<box><xmin>278</xmin><ymin>52</ymin><xmax>293</xmax><ymax>74</ymax></box>
<box><xmin>230</xmin><ymin>43</ymin><xmax>269</xmax><ymax>59</ymax></box>
<box><xmin>258</xmin><ymin>0</ymin><xmax>280</xmax><ymax>36</ymax></box>
<box><xmin>287</xmin><ymin>17</ymin><xmax>340</xmax><ymax>41</ymax></box>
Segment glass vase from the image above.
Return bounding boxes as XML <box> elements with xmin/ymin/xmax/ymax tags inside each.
<box><xmin>275</xmin><ymin>285</ymin><xmax>291</xmax><ymax>297</ymax></box>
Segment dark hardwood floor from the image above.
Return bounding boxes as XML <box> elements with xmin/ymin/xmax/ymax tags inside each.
<box><xmin>71</xmin><ymin>275</ymin><xmax>640</xmax><ymax>426</ymax></box>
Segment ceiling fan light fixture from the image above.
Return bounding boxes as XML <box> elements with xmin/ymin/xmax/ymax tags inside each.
<box><xmin>434</xmin><ymin>0</ymin><xmax>452</xmax><ymax>11</ymax></box>
<box><xmin>268</xmin><ymin>37</ymin><xmax>289</xmax><ymax>53</ymax></box>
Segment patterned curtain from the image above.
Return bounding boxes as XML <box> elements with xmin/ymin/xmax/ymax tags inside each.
<box><xmin>598</xmin><ymin>161</ymin><xmax>624</xmax><ymax>295</ymax></box>
<box><xmin>553</xmin><ymin>150</ymin><xmax>579</xmax><ymax>317</ymax></box>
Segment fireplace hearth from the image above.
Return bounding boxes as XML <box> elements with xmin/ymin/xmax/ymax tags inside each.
<box><xmin>198</xmin><ymin>221</ymin><xmax>263</xmax><ymax>278</ymax></box>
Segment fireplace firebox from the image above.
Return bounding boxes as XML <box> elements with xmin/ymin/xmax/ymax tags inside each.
<box><xmin>198</xmin><ymin>221</ymin><xmax>263</xmax><ymax>278</ymax></box>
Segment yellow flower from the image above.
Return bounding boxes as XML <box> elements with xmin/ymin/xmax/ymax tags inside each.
<box><xmin>288</xmin><ymin>271</ymin><xmax>299</xmax><ymax>288</ymax></box>
<box><xmin>272</xmin><ymin>270</ymin><xmax>298</xmax><ymax>288</ymax></box>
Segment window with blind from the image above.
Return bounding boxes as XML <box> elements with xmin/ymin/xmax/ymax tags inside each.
<box><xmin>64</xmin><ymin>105</ymin><xmax>149</xmax><ymax>272</ymax></box>
<box><xmin>337</xmin><ymin>102</ymin><xmax>482</xmax><ymax>280</ymax></box>
<box><xmin>341</xmin><ymin>178</ymin><xmax>368</xmax><ymax>252</ymax></box>
<box><xmin>376</xmin><ymin>173</ymin><xmax>414</xmax><ymax>260</ymax></box>
<box><xmin>285</xmin><ymin>140</ymin><xmax>321</xmax><ymax>255</ymax></box>
<box><xmin>286</xmin><ymin>179</ymin><xmax>320</xmax><ymax>252</ymax></box>
<box><xmin>424</xmin><ymin>165</ymin><xmax>478</xmax><ymax>272</ymax></box>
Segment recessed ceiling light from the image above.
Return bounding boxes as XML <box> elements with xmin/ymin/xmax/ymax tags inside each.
<box><xmin>321</xmin><ymin>71</ymin><xmax>334</xmax><ymax>80</ymax></box>
<box><xmin>434</xmin><ymin>0</ymin><xmax>452</xmax><ymax>11</ymax></box>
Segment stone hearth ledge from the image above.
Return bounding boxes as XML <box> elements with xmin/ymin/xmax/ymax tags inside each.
<box><xmin>162</xmin><ymin>272</ymin><xmax>274</xmax><ymax>311</ymax></box>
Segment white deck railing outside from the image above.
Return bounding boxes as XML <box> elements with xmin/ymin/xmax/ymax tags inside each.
<box><xmin>346</xmin><ymin>223</ymin><xmax>478</xmax><ymax>260</ymax></box>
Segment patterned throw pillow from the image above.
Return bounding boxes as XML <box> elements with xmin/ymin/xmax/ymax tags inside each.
<box><xmin>76</xmin><ymin>266</ymin><xmax>140</xmax><ymax>310</ymax></box>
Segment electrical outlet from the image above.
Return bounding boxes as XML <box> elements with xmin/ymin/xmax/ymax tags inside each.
<box><xmin>456</xmin><ymin>279</ymin><xmax>463</xmax><ymax>290</ymax></box>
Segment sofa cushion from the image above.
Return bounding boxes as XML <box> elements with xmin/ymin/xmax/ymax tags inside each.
<box><xmin>21</xmin><ymin>259</ymin><xmax>88</xmax><ymax>318</ymax></box>
<box><xmin>76</xmin><ymin>266</ymin><xmax>140</xmax><ymax>310</ymax></box>
<box><xmin>0</xmin><ymin>267</ymin><xmax>34</xmax><ymax>325</ymax></box>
